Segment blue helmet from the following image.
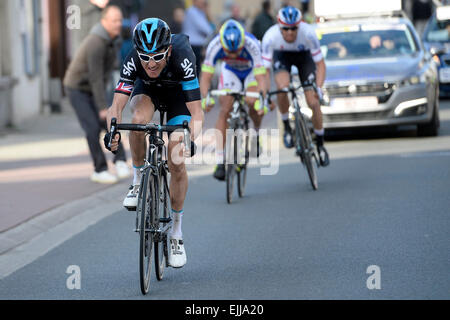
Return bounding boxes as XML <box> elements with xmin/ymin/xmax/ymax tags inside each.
<box><xmin>219</xmin><ymin>19</ymin><xmax>245</xmax><ymax>52</ymax></box>
<box><xmin>277</xmin><ymin>6</ymin><xmax>302</xmax><ymax>27</ymax></box>
<box><xmin>133</xmin><ymin>18</ymin><xmax>172</xmax><ymax>54</ymax></box>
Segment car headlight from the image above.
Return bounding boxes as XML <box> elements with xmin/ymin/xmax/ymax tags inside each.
<box><xmin>400</xmin><ymin>73</ymin><xmax>426</xmax><ymax>86</ymax></box>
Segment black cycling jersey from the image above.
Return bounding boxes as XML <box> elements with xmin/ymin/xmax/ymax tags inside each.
<box><xmin>115</xmin><ymin>34</ymin><xmax>201</xmax><ymax>103</ymax></box>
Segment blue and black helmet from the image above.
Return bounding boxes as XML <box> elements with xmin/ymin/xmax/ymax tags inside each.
<box><xmin>277</xmin><ymin>6</ymin><xmax>302</xmax><ymax>27</ymax></box>
<box><xmin>133</xmin><ymin>18</ymin><xmax>172</xmax><ymax>54</ymax></box>
<box><xmin>219</xmin><ymin>19</ymin><xmax>245</xmax><ymax>52</ymax></box>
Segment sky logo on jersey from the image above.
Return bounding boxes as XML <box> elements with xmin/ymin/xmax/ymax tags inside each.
<box><xmin>115</xmin><ymin>82</ymin><xmax>134</xmax><ymax>94</ymax></box>
<box><xmin>122</xmin><ymin>58</ymin><xmax>136</xmax><ymax>77</ymax></box>
<box><xmin>181</xmin><ymin>58</ymin><xmax>195</xmax><ymax>79</ymax></box>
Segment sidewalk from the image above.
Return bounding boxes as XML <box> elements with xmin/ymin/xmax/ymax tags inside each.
<box><xmin>0</xmin><ymin>99</ymin><xmax>133</xmax><ymax>234</ymax></box>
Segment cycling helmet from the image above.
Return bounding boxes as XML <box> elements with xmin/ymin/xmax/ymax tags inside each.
<box><xmin>133</xmin><ymin>18</ymin><xmax>172</xmax><ymax>54</ymax></box>
<box><xmin>277</xmin><ymin>6</ymin><xmax>302</xmax><ymax>27</ymax></box>
<box><xmin>219</xmin><ymin>19</ymin><xmax>245</xmax><ymax>52</ymax></box>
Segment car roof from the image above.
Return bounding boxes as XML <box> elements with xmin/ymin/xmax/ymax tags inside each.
<box><xmin>315</xmin><ymin>16</ymin><xmax>413</xmax><ymax>29</ymax></box>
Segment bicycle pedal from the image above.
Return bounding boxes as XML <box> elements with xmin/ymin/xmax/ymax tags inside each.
<box><xmin>159</xmin><ymin>217</ymin><xmax>172</xmax><ymax>223</ymax></box>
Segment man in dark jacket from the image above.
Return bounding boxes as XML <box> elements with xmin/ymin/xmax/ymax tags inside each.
<box><xmin>64</xmin><ymin>5</ymin><xmax>130</xmax><ymax>184</ymax></box>
<box><xmin>251</xmin><ymin>0</ymin><xmax>275</xmax><ymax>40</ymax></box>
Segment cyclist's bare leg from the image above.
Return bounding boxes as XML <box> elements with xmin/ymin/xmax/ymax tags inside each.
<box><xmin>274</xmin><ymin>71</ymin><xmax>294</xmax><ymax>148</ymax></box>
<box><xmin>245</xmin><ymin>85</ymin><xmax>263</xmax><ymax>130</ymax></box>
<box><xmin>215</xmin><ymin>95</ymin><xmax>234</xmax><ymax>161</ymax></box>
<box><xmin>304</xmin><ymin>87</ymin><xmax>329</xmax><ymax>165</ymax></box>
<box><xmin>129</xmin><ymin>94</ymin><xmax>155</xmax><ymax>168</ymax></box>
<box><xmin>274</xmin><ymin>71</ymin><xmax>291</xmax><ymax>115</ymax></box>
<box><xmin>304</xmin><ymin>88</ymin><xmax>323</xmax><ymax>131</ymax></box>
<box><xmin>167</xmin><ymin>133</ymin><xmax>188</xmax><ymax>265</ymax></box>
<box><xmin>167</xmin><ymin>133</ymin><xmax>188</xmax><ymax>212</ymax></box>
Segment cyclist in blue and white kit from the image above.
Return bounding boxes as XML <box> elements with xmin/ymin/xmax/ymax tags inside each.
<box><xmin>200</xmin><ymin>19</ymin><xmax>270</xmax><ymax>181</ymax></box>
<box><xmin>262</xmin><ymin>6</ymin><xmax>329</xmax><ymax>166</ymax></box>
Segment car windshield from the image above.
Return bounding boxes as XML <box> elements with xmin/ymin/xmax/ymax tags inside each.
<box><xmin>424</xmin><ymin>16</ymin><xmax>450</xmax><ymax>42</ymax></box>
<box><xmin>317</xmin><ymin>23</ymin><xmax>418</xmax><ymax>61</ymax></box>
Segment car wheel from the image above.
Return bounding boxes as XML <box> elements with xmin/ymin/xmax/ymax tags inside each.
<box><xmin>417</xmin><ymin>96</ymin><xmax>440</xmax><ymax>137</ymax></box>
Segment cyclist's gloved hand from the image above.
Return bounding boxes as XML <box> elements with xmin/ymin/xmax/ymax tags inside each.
<box><xmin>201</xmin><ymin>97</ymin><xmax>215</xmax><ymax>112</ymax></box>
<box><xmin>254</xmin><ymin>99</ymin><xmax>269</xmax><ymax>115</ymax></box>
<box><xmin>104</xmin><ymin>131</ymin><xmax>121</xmax><ymax>154</ymax></box>
<box><xmin>316</xmin><ymin>87</ymin><xmax>324</xmax><ymax>100</ymax></box>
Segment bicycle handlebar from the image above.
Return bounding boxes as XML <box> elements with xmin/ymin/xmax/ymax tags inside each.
<box><xmin>206</xmin><ymin>89</ymin><xmax>266</xmax><ymax>114</ymax></box>
<box><xmin>265</xmin><ymin>82</ymin><xmax>326</xmax><ymax>106</ymax></box>
<box><xmin>109</xmin><ymin>118</ymin><xmax>192</xmax><ymax>156</ymax></box>
<box><xmin>208</xmin><ymin>89</ymin><xmax>261</xmax><ymax>99</ymax></box>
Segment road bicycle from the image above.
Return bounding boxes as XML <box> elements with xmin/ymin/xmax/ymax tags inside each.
<box><xmin>109</xmin><ymin>114</ymin><xmax>191</xmax><ymax>295</ymax></box>
<box><xmin>207</xmin><ymin>89</ymin><xmax>262</xmax><ymax>204</ymax></box>
<box><xmin>267</xmin><ymin>82</ymin><xmax>321</xmax><ymax>190</ymax></box>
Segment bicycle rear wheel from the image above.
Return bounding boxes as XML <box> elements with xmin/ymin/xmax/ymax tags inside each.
<box><xmin>138</xmin><ymin>170</ymin><xmax>156</xmax><ymax>295</ymax></box>
<box><xmin>155</xmin><ymin>169</ymin><xmax>170</xmax><ymax>281</ymax></box>
<box><xmin>294</xmin><ymin>105</ymin><xmax>318</xmax><ymax>190</ymax></box>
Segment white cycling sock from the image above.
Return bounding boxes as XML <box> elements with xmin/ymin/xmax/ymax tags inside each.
<box><xmin>170</xmin><ymin>209</ymin><xmax>184</xmax><ymax>239</ymax></box>
<box><xmin>133</xmin><ymin>165</ymin><xmax>143</xmax><ymax>186</ymax></box>
<box><xmin>314</xmin><ymin>128</ymin><xmax>325</xmax><ymax>136</ymax></box>
<box><xmin>281</xmin><ymin>112</ymin><xmax>289</xmax><ymax>121</ymax></box>
<box><xmin>216</xmin><ymin>150</ymin><xmax>224</xmax><ymax>164</ymax></box>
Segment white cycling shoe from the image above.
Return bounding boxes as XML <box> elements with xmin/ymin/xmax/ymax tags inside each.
<box><xmin>123</xmin><ymin>185</ymin><xmax>139</xmax><ymax>211</ymax></box>
<box><xmin>168</xmin><ymin>237</ymin><xmax>187</xmax><ymax>268</ymax></box>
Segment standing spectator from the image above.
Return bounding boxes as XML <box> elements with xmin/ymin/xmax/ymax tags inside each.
<box><xmin>412</xmin><ymin>0</ymin><xmax>433</xmax><ymax>36</ymax></box>
<box><xmin>110</xmin><ymin>0</ymin><xmax>143</xmax><ymax>61</ymax></box>
<box><xmin>301</xmin><ymin>0</ymin><xmax>310</xmax><ymax>14</ymax></box>
<box><xmin>64</xmin><ymin>6</ymin><xmax>130</xmax><ymax>184</ymax></box>
<box><xmin>182</xmin><ymin>0</ymin><xmax>215</xmax><ymax>75</ymax></box>
<box><xmin>76</xmin><ymin>0</ymin><xmax>111</xmax><ymax>48</ymax></box>
<box><xmin>220</xmin><ymin>3</ymin><xmax>246</xmax><ymax>29</ymax></box>
<box><xmin>251</xmin><ymin>0</ymin><xmax>275</xmax><ymax>40</ymax></box>
<box><xmin>169</xmin><ymin>6</ymin><xmax>185</xmax><ymax>34</ymax></box>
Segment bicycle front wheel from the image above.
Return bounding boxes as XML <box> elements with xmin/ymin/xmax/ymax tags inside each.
<box><xmin>138</xmin><ymin>170</ymin><xmax>156</xmax><ymax>295</ymax></box>
<box><xmin>237</xmin><ymin>123</ymin><xmax>249</xmax><ymax>198</ymax></box>
<box><xmin>155</xmin><ymin>170</ymin><xmax>170</xmax><ymax>281</ymax></box>
<box><xmin>226</xmin><ymin>132</ymin><xmax>239</xmax><ymax>204</ymax></box>
<box><xmin>226</xmin><ymin>164</ymin><xmax>236</xmax><ymax>204</ymax></box>
<box><xmin>294</xmin><ymin>106</ymin><xmax>318</xmax><ymax>190</ymax></box>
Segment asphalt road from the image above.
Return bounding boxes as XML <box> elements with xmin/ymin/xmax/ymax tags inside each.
<box><xmin>1</xmin><ymin>100</ymin><xmax>449</xmax><ymax>300</ymax></box>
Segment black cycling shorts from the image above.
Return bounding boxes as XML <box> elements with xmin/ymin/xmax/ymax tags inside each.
<box><xmin>130</xmin><ymin>79</ymin><xmax>192</xmax><ymax>125</ymax></box>
<box><xmin>273</xmin><ymin>51</ymin><xmax>317</xmax><ymax>89</ymax></box>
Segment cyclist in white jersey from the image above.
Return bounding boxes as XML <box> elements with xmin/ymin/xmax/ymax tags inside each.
<box><xmin>200</xmin><ymin>19</ymin><xmax>270</xmax><ymax>181</ymax></box>
<box><xmin>262</xmin><ymin>6</ymin><xmax>329</xmax><ymax>166</ymax></box>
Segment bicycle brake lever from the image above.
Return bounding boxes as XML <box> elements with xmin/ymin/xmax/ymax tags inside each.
<box><xmin>108</xmin><ymin>118</ymin><xmax>119</xmax><ymax>155</ymax></box>
<box><xmin>182</xmin><ymin>120</ymin><xmax>191</xmax><ymax>157</ymax></box>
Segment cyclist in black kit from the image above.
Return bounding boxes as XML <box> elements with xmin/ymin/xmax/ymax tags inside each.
<box><xmin>106</xmin><ymin>18</ymin><xmax>204</xmax><ymax>268</ymax></box>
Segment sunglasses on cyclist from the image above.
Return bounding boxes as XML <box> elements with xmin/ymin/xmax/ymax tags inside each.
<box><xmin>137</xmin><ymin>47</ymin><xmax>169</xmax><ymax>63</ymax></box>
<box><xmin>281</xmin><ymin>26</ymin><xmax>298</xmax><ymax>31</ymax></box>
